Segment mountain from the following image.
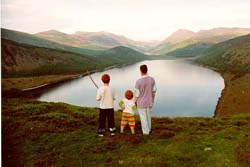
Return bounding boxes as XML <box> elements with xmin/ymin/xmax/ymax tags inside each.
<box><xmin>1</xmin><ymin>39</ymin><xmax>98</xmax><ymax>77</ymax></box>
<box><xmin>1</xmin><ymin>28</ymin><xmax>102</xmax><ymax>57</ymax></box>
<box><xmin>162</xmin><ymin>29</ymin><xmax>195</xmax><ymax>44</ymax></box>
<box><xmin>1</xmin><ymin>29</ymin><xmax>148</xmax><ymax>77</ymax></box>
<box><xmin>197</xmin><ymin>34</ymin><xmax>250</xmax><ymax>73</ymax></box>
<box><xmin>97</xmin><ymin>46</ymin><xmax>148</xmax><ymax>63</ymax></box>
<box><xmin>35</xmin><ymin>30</ymin><xmax>159</xmax><ymax>52</ymax></box>
<box><xmin>150</xmin><ymin>28</ymin><xmax>250</xmax><ymax>55</ymax></box>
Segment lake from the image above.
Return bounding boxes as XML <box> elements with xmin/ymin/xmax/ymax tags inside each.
<box><xmin>38</xmin><ymin>60</ymin><xmax>224</xmax><ymax>117</ymax></box>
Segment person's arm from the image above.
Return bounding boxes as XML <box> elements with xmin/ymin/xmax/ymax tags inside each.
<box><xmin>134</xmin><ymin>88</ymin><xmax>140</xmax><ymax>103</ymax></box>
<box><xmin>132</xmin><ymin>104</ymin><xmax>137</xmax><ymax>111</ymax></box>
<box><xmin>134</xmin><ymin>80</ymin><xmax>140</xmax><ymax>103</ymax></box>
<box><xmin>118</xmin><ymin>100</ymin><xmax>125</xmax><ymax>110</ymax></box>
<box><xmin>96</xmin><ymin>88</ymin><xmax>102</xmax><ymax>101</ymax></box>
<box><xmin>152</xmin><ymin>80</ymin><xmax>157</xmax><ymax>101</ymax></box>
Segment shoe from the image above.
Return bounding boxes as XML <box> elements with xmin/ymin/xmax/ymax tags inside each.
<box><xmin>98</xmin><ymin>134</ymin><xmax>104</xmax><ymax>137</ymax></box>
<box><xmin>110</xmin><ymin>133</ymin><xmax>116</xmax><ymax>136</ymax></box>
<box><xmin>98</xmin><ymin>128</ymin><xmax>105</xmax><ymax>137</ymax></box>
<box><xmin>109</xmin><ymin>127</ymin><xmax>116</xmax><ymax>133</ymax></box>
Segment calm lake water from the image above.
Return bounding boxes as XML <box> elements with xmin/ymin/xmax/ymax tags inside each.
<box><xmin>39</xmin><ymin>60</ymin><xmax>224</xmax><ymax>117</ymax></box>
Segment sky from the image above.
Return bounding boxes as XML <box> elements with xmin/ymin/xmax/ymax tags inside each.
<box><xmin>2</xmin><ymin>0</ymin><xmax>250</xmax><ymax>41</ymax></box>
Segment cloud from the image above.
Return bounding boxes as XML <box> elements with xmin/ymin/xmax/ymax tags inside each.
<box><xmin>2</xmin><ymin>0</ymin><xmax>250</xmax><ymax>40</ymax></box>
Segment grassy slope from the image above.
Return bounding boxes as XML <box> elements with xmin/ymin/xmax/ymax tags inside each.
<box><xmin>2</xmin><ymin>38</ymin><xmax>148</xmax><ymax>78</ymax></box>
<box><xmin>215</xmin><ymin>73</ymin><xmax>250</xmax><ymax>117</ymax></box>
<box><xmin>150</xmin><ymin>40</ymin><xmax>195</xmax><ymax>55</ymax></box>
<box><xmin>197</xmin><ymin>34</ymin><xmax>250</xmax><ymax>73</ymax></box>
<box><xmin>197</xmin><ymin>34</ymin><xmax>250</xmax><ymax>116</ymax></box>
<box><xmin>166</xmin><ymin>43</ymin><xmax>212</xmax><ymax>57</ymax></box>
<box><xmin>2</xmin><ymin>39</ymin><xmax>99</xmax><ymax>78</ymax></box>
<box><xmin>2</xmin><ymin>99</ymin><xmax>250</xmax><ymax>167</ymax></box>
<box><xmin>2</xmin><ymin>74</ymin><xmax>83</xmax><ymax>91</ymax></box>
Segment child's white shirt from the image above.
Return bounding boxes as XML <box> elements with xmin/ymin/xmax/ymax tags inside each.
<box><xmin>96</xmin><ymin>85</ymin><xmax>115</xmax><ymax>109</ymax></box>
<box><xmin>120</xmin><ymin>98</ymin><xmax>136</xmax><ymax>114</ymax></box>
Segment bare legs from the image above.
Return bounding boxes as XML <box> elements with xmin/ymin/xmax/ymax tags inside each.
<box><xmin>120</xmin><ymin>125</ymin><xmax>135</xmax><ymax>134</ymax></box>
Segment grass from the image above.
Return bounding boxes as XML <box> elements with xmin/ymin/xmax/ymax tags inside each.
<box><xmin>215</xmin><ymin>73</ymin><xmax>250</xmax><ymax>117</ymax></box>
<box><xmin>2</xmin><ymin>74</ymin><xmax>83</xmax><ymax>91</ymax></box>
<box><xmin>2</xmin><ymin>98</ymin><xmax>250</xmax><ymax>167</ymax></box>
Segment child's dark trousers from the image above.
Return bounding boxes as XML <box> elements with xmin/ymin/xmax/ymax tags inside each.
<box><xmin>98</xmin><ymin>108</ymin><xmax>115</xmax><ymax>132</ymax></box>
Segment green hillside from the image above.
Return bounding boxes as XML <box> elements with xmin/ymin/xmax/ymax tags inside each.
<box><xmin>2</xmin><ymin>33</ymin><xmax>148</xmax><ymax>78</ymax></box>
<box><xmin>166</xmin><ymin>43</ymin><xmax>212</xmax><ymax>57</ymax></box>
<box><xmin>197</xmin><ymin>34</ymin><xmax>250</xmax><ymax>73</ymax></box>
<box><xmin>197</xmin><ymin>34</ymin><xmax>250</xmax><ymax>117</ymax></box>
<box><xmin>1</xmin><ymin>28</ymin><xmax>101</xmax><ymax>57</ymax></box>
<box><xmin>1</xmin><ymin>39</ymin><xmax>99</xmax><ymax>77</ymax></box>
<box><xmin>98</xmin><ymin>46</ymin><xmax>148</xmax><ymax>63</ymax></box>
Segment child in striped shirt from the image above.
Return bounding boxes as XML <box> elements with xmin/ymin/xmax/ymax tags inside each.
<box><xmin>118</xmin><ymin>90</ymin><xmax>137</xmax><ymax>134</ymax></box>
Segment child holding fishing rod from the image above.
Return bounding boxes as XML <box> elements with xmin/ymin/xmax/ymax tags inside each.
<box><xmin>95</xmin><ymin>74</ymin><xmax>116</xmax><ymax>137</ymax></box>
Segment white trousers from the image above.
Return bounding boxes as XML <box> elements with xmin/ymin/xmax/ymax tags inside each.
<box><xmin>138</xmin><ymin>107</ymin><xmax>152</xmax><ymax>135</ymax></box>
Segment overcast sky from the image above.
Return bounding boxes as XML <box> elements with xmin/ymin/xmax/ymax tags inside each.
<box><xmin>2</xmin><ymin>0</ymin><xmax>250</xmax><ymax>41</ymax></box>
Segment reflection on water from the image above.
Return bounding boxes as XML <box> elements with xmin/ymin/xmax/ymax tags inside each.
<box><xmin>39</xmin><ymin>60</ymin><xmax>224</xmax><ymax>117</ymax></box>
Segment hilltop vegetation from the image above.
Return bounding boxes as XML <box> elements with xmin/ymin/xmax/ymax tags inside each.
<box><xmin>2</xmin><ymin>98</ymin><xmax>250</xmax><ymax>167</ymax></box>
<box><xmin>197</xmin><ymin>34</ymin><xmax>250</xmax><ymax>73</ymax></box>
<box><xmin>2</xmin><ymin>39</ymin><xmax>99</xmax><ymax>77</ymax></box>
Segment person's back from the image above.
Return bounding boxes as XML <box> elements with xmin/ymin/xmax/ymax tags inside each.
<box><xmin>97</xmin><ymin>85</ymin><xmax>115</xmax><ymax>109</ymax></box>
<box><xmin>135</xmin><ymin>64</ymin><xmax>156</xmax><ymax>135</ymax></box>
<box><xmin>135</xmin><ymin>76</ymin><xmax>155</xmax><ymax>108</ymax></box>
<box><xmin>96</xmin><ymin>74</ymin><xmax>116</xmax><ymax>136</ymax></box>
<box><xmin>119</xmin><ymin>90</ymin><xmax>136</xmax><ymax>134</ymax></box>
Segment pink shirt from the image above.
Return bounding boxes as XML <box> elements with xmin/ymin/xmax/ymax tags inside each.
<box><xmin>135</xmin><ymin>75</ymin><xmax>156</xmax><ymax>108</ymax></box>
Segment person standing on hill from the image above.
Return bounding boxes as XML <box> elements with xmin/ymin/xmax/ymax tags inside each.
<box><xmin>135</xmin><ymin>64</ymin><xmax>156</xmax><ymax>135</ymax></box>
<box><xmin>96</xmin><ymin>74</ymin><xmax>116</xmax><ymax>137</ymax></box>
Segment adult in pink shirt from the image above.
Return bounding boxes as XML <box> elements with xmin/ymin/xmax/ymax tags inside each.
<box><xmin>135</xmin><ymin>64</ymin><xmax>156</xmax><ymax>135</ymax></box>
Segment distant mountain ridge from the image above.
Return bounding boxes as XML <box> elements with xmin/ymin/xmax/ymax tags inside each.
<box><xmin>35</xmin><ymin>30</ymin><xmax>159</xmax><ymax>52</ymax></box>
<box><xmin>1</xmin><ymin>28</ymin><xmax>148</xmax><ymax>77</ymax></box>
<box><xmin>1</xmin><ymin>28</ymin><xmax>101</xmax><ymax>57</ymax></box>
<box><xmin>161</xmin><ymin>29</ymin><xmax>195</xmax><ymax>44</ymax></box>
<box><xmin>150</xmin><ymin>27</ymin><xmax>250</xmax><ymax>55</ymax></box>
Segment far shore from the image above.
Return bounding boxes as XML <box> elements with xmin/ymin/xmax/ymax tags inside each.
<box><xmin>2</xmin><ymin>56</ymin><xmax>198</xmax><ymax>93</ymax></box>
<box><xmin>3</xmin><ymin>56</ymin><xmax>248</xmax><ymax>117</ymax></box>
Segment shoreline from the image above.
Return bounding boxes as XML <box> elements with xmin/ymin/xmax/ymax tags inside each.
<box><xmin>19</xmin><ymin>57</ymin><xmax>197</xmax><ymax>93</ymax></box>
<box><xmin>192</xmin><ymin>60</ymin><xmax>226</xmax><ymax>118</ymax></box>
<box><xmin>2</xmin><ymin>61</ymin><xmax>136</xmax><ymax>98</ymax></box>
<box><xmin>3</xmin><ymin>57</ymin><xmax>232</xmax><ymax>118</ymax></box>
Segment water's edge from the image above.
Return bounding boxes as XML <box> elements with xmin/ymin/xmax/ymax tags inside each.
<box><xmin>9</xmin><ymin>58</ymin><xmax>225</xmax><ymax>118</ymax></box>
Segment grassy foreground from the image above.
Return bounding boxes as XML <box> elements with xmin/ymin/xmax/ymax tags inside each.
<box><xmin>215</xmin><ymin>73</ymin><xmax>250</xmax><ymax>117</ymax></box>
<box><xmin>2</xmin><ymin>98</ymin><xmax>250</xmax><ymax>167</ymax></box>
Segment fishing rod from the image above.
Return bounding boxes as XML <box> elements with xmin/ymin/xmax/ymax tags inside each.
<box><xmin>87</xmin><ymin>69</ymin><xmax>99</xmax><ymax>89</ymax></box>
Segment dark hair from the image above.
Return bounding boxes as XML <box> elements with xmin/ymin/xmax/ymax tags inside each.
<box><xmin>140</xmin><ymin>64</ymin><xmax>148</xmax><ymax>74</ymax></box>
<box><xmin>101</xmin><ymin>74</ymin><xmax>110</xmax><ymax>83</ymax></box>
<box><xmin>125</xmin><ymin>90</ymin><xmax>133</xmax><ymax>100</ymax></box>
